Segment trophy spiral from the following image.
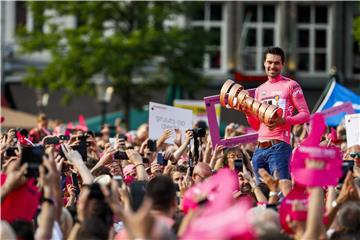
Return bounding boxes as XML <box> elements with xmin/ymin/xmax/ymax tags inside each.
<box><xmin>219</xmin><ymin>79</ymin><xmax>283</xmax><ymax>126</ymax></box>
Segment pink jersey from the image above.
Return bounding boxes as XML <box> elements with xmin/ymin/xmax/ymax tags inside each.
<box><xmin>246</xmin><ymin>75</ymin><xmax>310</xmax><ymax>144</ymax></box>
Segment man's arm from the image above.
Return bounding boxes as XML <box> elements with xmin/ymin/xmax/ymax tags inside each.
<box><xmin>286</xmin><ymin>82</ymin><xmax>310</xmax><ymax>125</ymax></box>
<box><xmin>245</xmin><ymin>88</ymin><xmax>261</xmax><ymax>131</ymax></box>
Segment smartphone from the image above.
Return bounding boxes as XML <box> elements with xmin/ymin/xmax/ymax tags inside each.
<box><xmin>44</xmin><ymin>136</ymin><xmax>60</xmax><ymax>145</ymax></box>
<box><xmin>89</xmin><ymin>183</ymin><xmax>104</xmax><ymax>200</ymax></box>
<box><xmin>71</xmin><ymin>173</ymin><xmax>80</xmax><ymax>196</ymax></box>
<box><xmin>21</xmin><ymin>145</ymin><xmax>45</xmax><ymax>178</ymax></box>
<box><xmin>5</xmin><ymin>147</ymin><xmax>17</xmax><ymax>157</ymax></box>
<box><xmin>113</xmin><ymin>175</ymin><xmax>124</xmax><ymax>188</ymax></box>
<box><xmin>72</xmin><ymin>143</ymin><xmax>87</xmax><ymax>162</ymax></box>
<box><xmin>114</xmin><ymin>151</ymin><xmax>128</xmax><ymax>160</ymax></box>
<box><xmin>117</xmin><ymin>134</ymin><xmax>128</xmax><ymax>141</ymax></box>
<box><xmin>59</xmin><ymin>135</ymin><xmax>70</xmax><ymax>141</ymax></box>
<box><xmin>143</xmin><ymin>157</ymin><xmax>149</xmax><ymax>164</ymax></box>
<box><xmin>339</xmin><ymin>160</ymin><xmax>354</xmax><ymax>183</ymax></box>
<box><xmin>147</xmin><ymin>139</ymin><xmax>157</xmax><ymax>152</ymax></box>
<box><xmin>234</xmin><ymin>159</ymin><xmax>243</xmax><ymax>172</ymax></box>
<box><xmin>157</xmin><ymin>152</ymin><xmax>167</xmax><ymax>166</ymax></box>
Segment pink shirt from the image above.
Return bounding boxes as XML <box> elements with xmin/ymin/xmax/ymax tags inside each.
<box><xmin>246</xmin><ymin>75</ymin><xmax>310</xmax><ymax>144</ymax></box>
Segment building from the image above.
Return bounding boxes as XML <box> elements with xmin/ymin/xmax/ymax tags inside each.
<box><xmin>1</xmin><ymin>1</ymin><xmax>360</xmax><ymax>126</ymax></box>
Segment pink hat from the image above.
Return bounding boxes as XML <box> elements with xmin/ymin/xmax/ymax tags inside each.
<box><xmin>123</xmin><ymin>164</ymin><xmax>135</xmax><ymax>176</ymax></box>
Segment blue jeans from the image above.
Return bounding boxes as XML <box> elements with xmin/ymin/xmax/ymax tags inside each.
<box><xmin>252</xmin><ymin>141</ymin><xmax>292</xmax><ymax>183</ymax></box>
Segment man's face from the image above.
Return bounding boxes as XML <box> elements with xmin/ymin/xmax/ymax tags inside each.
<box><xmin>345</xmin><ymin>145</ymin><xmax>360</xmax><ymax>167</ymax></box>
<box><xmin>264</xmin><ymin>53</ymin><xmax>283</xmax><ymax>78</ymax></box>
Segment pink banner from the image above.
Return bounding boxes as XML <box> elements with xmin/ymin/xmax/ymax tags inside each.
<box><xmin>314</xmin><ymin>102</ymin><xmax>354</xmax><ymax>119</ymax></box>
<box><xmin>204</xmin><ymin>88</ymin><xmax>256</xmax><ymax>148</ymax></box>
<box><xmin>204</xmin><ymin>92</ymin><xmax>354</xmax><ymax>148</ymax></box>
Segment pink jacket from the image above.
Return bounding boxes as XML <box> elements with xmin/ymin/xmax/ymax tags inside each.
<box><xmin>246</xmin><ymin>75</ymin><xmax>310</xmax><ymax>144</ymax></box>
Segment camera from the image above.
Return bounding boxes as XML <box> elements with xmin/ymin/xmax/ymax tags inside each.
<box><xmin>59</xmin><ymin>135</ymin><xmax>70</xmax><ymax>141</ymax></box>
<box><xmin>75</xmin><ymin>135</ymin><xmax>89</xmax><ymax>142</ymax></box>
<box><xmin>114</xmin><ymin>151</ymin><xmax>128</xmax><ymax>160</ymax></box>
<box><xmin>5</xmin><ymin>147</ymin><xmax>17</xmax><ymax>157</ymax></box>
<box><xmin>21</xmin><ymin>145</ymin><xmax>45</xmax><ymax>178</ymax></box>
<box><xmin>147</xmin><ymin>139</ymin><xmax>157</xmax><ymax>152</ymax></box>
<box><xmin>191</xmin><ymin>128</ymin><xmax>206</xmax><ymax>138</ymax></box>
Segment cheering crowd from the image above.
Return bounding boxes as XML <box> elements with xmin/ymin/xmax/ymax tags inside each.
<box><xmin>1</xmin><ymin>112</ymin><xmax>360</xmax><ymax>240</ymax></box>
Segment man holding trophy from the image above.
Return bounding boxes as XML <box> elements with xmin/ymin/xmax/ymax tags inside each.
<box><xmin>219</xmin><ymin>47</ymin><xmax>310</xmax><ymax>195</ymax></box>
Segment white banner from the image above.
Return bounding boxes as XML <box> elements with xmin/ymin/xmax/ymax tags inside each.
<box><xmin>149</xmin><ymin>102</ymin><xmax>193</xmax><ymax>144</ymax></box>
<box><xmin>345</xmin><ymin>113</ymin><xmax>360</xmax><ymax>148</ymax></box>
<box><xmin>174</xmin><ymin>99</ymin><xmax>221</xmax><ymax>125</ymax></box>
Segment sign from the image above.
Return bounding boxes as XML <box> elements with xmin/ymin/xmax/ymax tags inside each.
<box><xmin>148</xmin><ymin>102</ymin><xmax>192</xmax><ymax>144</ymax></box>
<box><xmin>291</xmin><ymin>114</ymin><xmax>342</xmax><ymax>187</ymax></box>
<box><xmin>174</xmin><ymin>99</ymin><xmax>221</xmax><ymax>125</ymax></box>
<box><xmin>204</xmin><ymin>88</ymin><xmax>257</xmax><ymax>148</ymax></box>
<box><xmin>345</xmin><ymin>113</ymin><xmax>360</xmax><ymax>147</ymax></box>
<box><xmin>279</xmin><ymin>184</ymin><xmax>308</xmax><ymax>234</ymax></box>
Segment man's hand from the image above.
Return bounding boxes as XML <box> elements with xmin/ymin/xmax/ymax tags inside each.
<box><xmin>61</xmin><ymin>144</ymin><xmax>84</xmax><ymax>164</ymax></box>
<box><xmin>156</xmin><ymin>129</ymin><xmax>172</xmax><ymax>148</ymax></box>
<box><xmin>126</xmin><ymin>149</ymin><xmax>143</xmax><ymax>165</ymax></box>
<box><xmin>2</xmin><ymin>158</ymin><xmax>27</xmax><ymax>197</ymax></box>
<box><xmin>267</xmin><ymin>117</ymin><xmax>286</xmax><ymax>130</ymax></box>
<box><xmin>258</xmin><ymin>168</ymin><xmax>279</xmax><ymax>192</ymax></box>
<box><xmin>174</xmin><ymin>128</ymin><xmax>182</xmax><ymax>146</ymax></box>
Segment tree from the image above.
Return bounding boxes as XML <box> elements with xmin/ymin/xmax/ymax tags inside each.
<box><xmin>17</xmin><ymin>1</ymin><xmax>209</xmax><ymax>129</ymax></box>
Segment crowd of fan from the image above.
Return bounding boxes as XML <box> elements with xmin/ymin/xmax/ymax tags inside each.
<box><xmin>1</xmin><ymin>113</ymin><xmax>360</xmax><ymax>240</ymax></box>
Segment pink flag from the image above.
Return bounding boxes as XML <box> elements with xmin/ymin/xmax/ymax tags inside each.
<box><xmin>279</xmin><ymin>184</ymin><xmax>329</xmax><ymax>234</ymax></box>
<box><xmin>182</xmin><ymin>168</ymin><xmax>238</xmax><ymax>214</ymax></box>
<box><xmin>291</xmin><ymin>114</ymin><xmax>342</xmax><ymax>187</ymax></box>
<box><xmin>279</xmin><ymin>184</ymin><xmax>308</xmax><ymax>234</ymax></box>
<box><xmin>182</xmin><ymin>197</ymin><xmax>254</xmax><ymax>240</ymax></box>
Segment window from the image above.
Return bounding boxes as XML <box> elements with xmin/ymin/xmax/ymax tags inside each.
<box><xmin>353</xmin><ymin>38</ymin><xmax>360</xmax><ymax>74</ymax></box>
<box><xmin>240</xmin><ymin>4</ymin><xmax>279</xmax><ymax>73</ymax></box>
<box><xmin>296</xmin><ymin>5</ymin><xmax>331</xmax><ymax>74</ymax></box>
<box><xmin>15</xmin><ymin>1</ymin><xmax>27</xmax><ymax>29</ymax></box>
<box><xmin>189</xmin><ymin>2</ymin><xmax>227</xmax><ymax>73</ymax></box>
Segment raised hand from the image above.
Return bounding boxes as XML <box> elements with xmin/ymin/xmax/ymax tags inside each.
<box><xmin>258</xmin><ymin>168</ymin><xmax>279</xmax><ymax>192</ymax></box>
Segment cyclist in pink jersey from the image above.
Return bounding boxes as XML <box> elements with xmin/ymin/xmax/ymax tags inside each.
<box><xmin>245</xmin><ymin>47</ymin><xmax>310</xmax><ymax>196</ymax></box>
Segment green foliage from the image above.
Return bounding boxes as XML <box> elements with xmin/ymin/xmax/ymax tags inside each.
<box><xmin>17</xmin><ymin>1</ymin><xmax>209</xmax><ymax>108</ymax></box>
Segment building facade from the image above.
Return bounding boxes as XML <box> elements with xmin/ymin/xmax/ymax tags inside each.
<box><xmin>1</xmin><ymin>1</ymin><xmax>360</xmax><ymax>123</ymax></box>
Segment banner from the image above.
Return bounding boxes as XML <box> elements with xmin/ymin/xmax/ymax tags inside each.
<box><xmin>174</xmin><ymin>99</ymin><xmax>221</xmax><ymax>125</ymax></box>
<box><xmin>148</xmin><ymin>102</ymin><xmax>192</xmax><ymax>144</ymax></box>
<box><xmin>315</xmin><ymin>79</ymin><xmax>360</xmax><ymax>126</ymax></box>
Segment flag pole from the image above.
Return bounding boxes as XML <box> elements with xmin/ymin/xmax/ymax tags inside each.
<box><xmin>311</xmin><ymin>77</ymin><xmax>336</xmax><ymax>114</ymax></box>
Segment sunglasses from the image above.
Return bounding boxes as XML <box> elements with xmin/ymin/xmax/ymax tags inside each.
<box><xmin>349</xmin><ymin>152</ymin><xmax>360</xmax><ymax>158</ymax></box>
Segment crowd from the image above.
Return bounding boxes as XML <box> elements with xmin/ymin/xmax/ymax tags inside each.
<box><xmin>1</xmin><ymin>112</ymin><xmax>360</xmax><ymax>240</ymax></box>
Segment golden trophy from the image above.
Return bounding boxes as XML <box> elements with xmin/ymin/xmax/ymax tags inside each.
<box><xmin>220</xmin><ymin>79</ymin><xmax>283</xmax><ymax>126</ymax></box>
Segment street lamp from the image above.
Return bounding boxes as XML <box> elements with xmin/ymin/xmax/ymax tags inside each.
<box><xmin>95</xmin><ymin>73</ymin><xmax>114</xmax><ymax>127</ymax></box>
